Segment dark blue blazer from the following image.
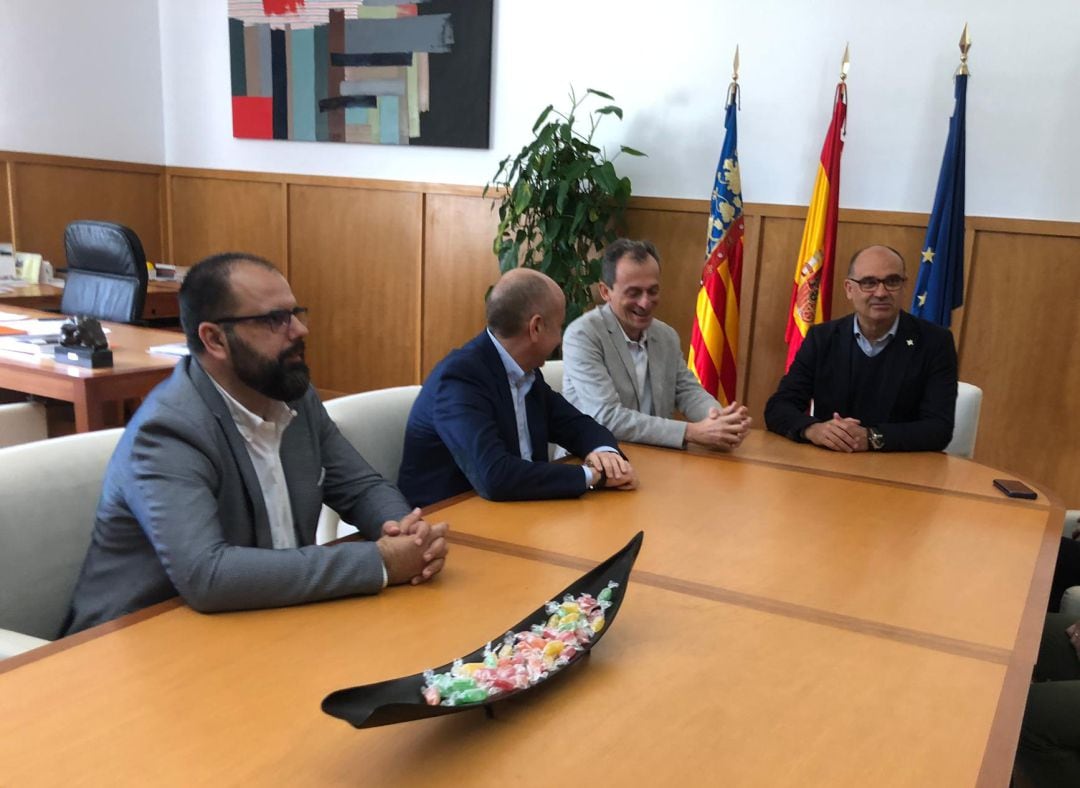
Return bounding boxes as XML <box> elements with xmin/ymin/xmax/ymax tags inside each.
<box><xmin>764</xmin><ymin>311</ymin><xmax>957</xmax><ymax>452</ymax></box>
<box><xmin>398</xmin><ymin>332</ymin><xmax>619</xmax><ymax>507</ymax></box>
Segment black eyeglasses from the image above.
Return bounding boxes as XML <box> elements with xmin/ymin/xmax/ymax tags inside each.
<box><xmin>214</xmin><ymin>307</ymin><xmax>309</xmax><ymax>332</ymax></box>
<box><xmin>847</xmin><ymin>275</ymin><xmax>906</xmax><ymax>293</ymax></box>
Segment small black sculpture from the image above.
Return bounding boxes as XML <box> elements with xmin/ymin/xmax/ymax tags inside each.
<box><xmin>54</xmin><ymin>315</ymin><xmax>113</xmax><ymax>368</ymax></box>
<box><xmin>60</xmin><ymin>316</ymin><xmax>109</xmax><ymax>351</ymax></box>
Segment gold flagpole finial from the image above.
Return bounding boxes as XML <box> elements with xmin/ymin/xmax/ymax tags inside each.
<box><xmin>840</xmin><ymin>43</ymin><xmax>851</xmax><ymax>82</ymax></box>
<box><xmin>727</xmin><ymin>45</ymin><xmax>741</xmax><ymax>108</ymax></box>
<box><xmin>957</xmin><ymin>23</ymin><xmax>971</xmax><ymax>76</ymax></box>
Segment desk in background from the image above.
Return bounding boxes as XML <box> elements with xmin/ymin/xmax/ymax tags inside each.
<box><xmin>0</xmin><ymin>306</ymin><xmax>180</xmax><ymax>432</ymax></box>
<box><xmin>0</xmin><ymin>438</ymin><xmax>1061</xmax><ymax>786</ymax></box>
<box><xmin>0</xmin><ymin>280</ymin><xmax>181</xmax><ymax>321</ymax></box>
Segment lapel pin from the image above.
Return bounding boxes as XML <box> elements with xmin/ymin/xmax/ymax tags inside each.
<box><xmin>906</xmin><ymin>339</ymin><xmax>915</xmax><ymax>347</ymax></box>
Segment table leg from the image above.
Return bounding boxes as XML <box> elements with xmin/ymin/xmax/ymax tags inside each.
<box><xmin>73</xmin><ymin>384</ymin><xmax>108</xmax><ymax>433</ymax></box>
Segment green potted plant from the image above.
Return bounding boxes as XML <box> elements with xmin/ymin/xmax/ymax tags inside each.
<box><xmin>484</xmin><ymin>87</ymin><xmax>645</xmax><ymax>327</ymax></box>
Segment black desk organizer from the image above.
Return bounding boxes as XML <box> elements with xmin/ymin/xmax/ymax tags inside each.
<box><xmin>322</xmin><ymin>530</ymin><xmax>644</xmax><ymax>729</ymax></box>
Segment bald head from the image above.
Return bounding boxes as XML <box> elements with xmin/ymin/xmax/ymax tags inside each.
<box><xmin>486</xmin><ymin>268</ymin><xmax>565</xmax><ymax>338</ymax></box>
<box><xmin>848</xmin><ymin>245</ymin><xmax>905</xmax><ymax>278</ymax></box>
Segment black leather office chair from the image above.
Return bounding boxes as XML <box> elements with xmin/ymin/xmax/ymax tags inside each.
<box><xmin>60</xmin><ymin>221</ymin><xmax>148</xmax><ymax>324</ymax></box>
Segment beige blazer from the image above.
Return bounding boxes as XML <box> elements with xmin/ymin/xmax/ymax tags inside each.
<box><xmin>561</xmin><ymin>304</ymin><xmax>720</xmax><ymax>448</ymax></box>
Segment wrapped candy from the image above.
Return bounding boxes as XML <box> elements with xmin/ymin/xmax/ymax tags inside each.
<box><xmin>421</xmin><ymin>582</ymin><xmax>620</xmax><ymax>706</ymax></box>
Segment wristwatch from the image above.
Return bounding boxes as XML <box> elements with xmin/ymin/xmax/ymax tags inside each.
<box><xmin>588</xmin><ymin>466</ymin><xmax>607</xmax><ymax>490</ymax></box>
<box><xmin>867</xmin><ymin>427</ymin><xmax>885</xmax><ymax>451</ymax></box>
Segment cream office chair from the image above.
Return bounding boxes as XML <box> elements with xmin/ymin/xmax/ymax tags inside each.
<box><xmin>945</xmin><ymin>381</ymin><xmax>983</xmax><ymax>459</ymax></box>
<box><xmin>541</xmin><ymin>359</ymin><xmax>569</xmax><ymax>459</ymax></box>
<box><xmin>0</xmin><ymin>428</ymin><xmax>124</xmax><ymax>658</ymax></box>
<box><xmin>0</xmin><ymin>401</ymin><xmax>48</xmax><ymax>448</ymax></box>
<box><xmin>315</xmin><ymin>386</ymin><xmax>422</xmax><ymax>543</ymax></box>
<box><xmin>541</xmin><ymin>359</ymin><xmax>564</xmax><ymax>393</ymax></box>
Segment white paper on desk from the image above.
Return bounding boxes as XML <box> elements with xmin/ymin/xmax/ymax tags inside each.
<box><xmin>0</xmin><ymin>319</ymin><xmax>66</xmax><ymax>335</ymax></box>
<box><xmin>0</xmin><ymin>254</ymin><xmax>15</xmax><ymax>280</ymax></box>
<box><xmin>0</xmin><ymin>335</ymin><xmax>58</xmax><ymax>355</ymax></box>
<box><xmin>147</xmin><ymin>342</ymin><xmax>189</xmax><ymax>357</ymax></box>
<box><xmin>0</xmin><ymin>311</ymin><xmax>30</xmax><ymax>321</ymax></box>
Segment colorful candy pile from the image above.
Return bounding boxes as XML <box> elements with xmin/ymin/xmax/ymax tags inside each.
<box><xmin>421</xmin><ymin>582</ymin><xmax>619</xmax><ymax>706</ymax></box>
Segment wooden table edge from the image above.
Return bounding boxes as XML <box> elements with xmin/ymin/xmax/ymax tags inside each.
<box><xmin>0</xmin><ymin>598</ymin><xmax>183</xmax><ymax>676</ymax></box>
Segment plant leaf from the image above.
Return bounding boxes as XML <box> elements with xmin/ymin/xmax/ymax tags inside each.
<box><xmin>498</xmin><ymin>243</ymin><xmax>519</xmax><ymax>273</ymax></box>
<box><xmin>532</xmin><ymin>104</ymin><xmax>554</xmax><ymax>133</ymax></box>
<box><xmin>595</xmin><ymin>105</ymin><xmax>623</xmax><ymax>120</ymax></box>
<box><xmin>619</xmin><ymin>145</ymin><xmax>647</xmax><ymax>157</ymax></box>
<box><xmin>592</xmin><ymin>161</ymin><xmax>620</xmax><ymax>195</ymax></box>
<box><xmin>512</xmin><ymin>181</ymin><xmax>533</xmax><ymax>214</ymax></box>
<box><xmin>586</xmin><ymin>88</ymin><xmax>614</xmax><ymax>100</ymax></box>
<box><xmin>555</xmin><ymin>180</ymin><xmax>570</xmax><ymax>213</ymax></box>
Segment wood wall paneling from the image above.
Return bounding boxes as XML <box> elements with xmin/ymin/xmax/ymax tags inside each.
<box><xmin>421</xmin><ymin>193</ymin><xmax>500</xmax><ymax>377</ymax></box>
<box><xmin>744</xmin><ymin>216</ymin><xmax>806</xmax><ymax>424</ymax></box>
<box><xmin>10</xmin><ymin>162</ymin><xmax>163</xmax><ymax>267</ymax></box>
<box><xmin>288</xmin><ymin>184</ymin><xmax>422</xmax><ymax>393</ymax></box>
<box><xmin>168</xmin><ymin>175</ymin><xmax>286</xmax><ymax>273</ymax></box>
<box><xmin>959</xmin><ymin>231</ymin><xmax>1080</xmax><ymax>501</ymax></box>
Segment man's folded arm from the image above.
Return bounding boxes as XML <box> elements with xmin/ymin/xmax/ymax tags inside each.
<box><xmin>432</xmin><ymin>370</ymin><xmax>587</xmax><ymax>501</ymax></box>
<box><xmin>764</xmin><ymin>333</ymin><xmax>819</xmax><ymax>442</ymax></box>
<box><xmin>129</xmin><ymin>422</ymin><xmax>386</xmax><ymax>613</ymax></box>
<box><xmin>673</xmin><ymin>359</ymin><xmax>723</xmax><ymax>423</ymax></box>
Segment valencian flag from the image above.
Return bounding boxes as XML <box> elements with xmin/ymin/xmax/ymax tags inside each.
<box><xmin>911</xmin><ymin>68</ymin><xmax>968</xmax><ymax>326</ymax></box>
<box><xmin>689</xmin><ymin>84</ymin><xmax>744</xmax><ymax>406</ymax></box>
<box><xmin>784</xmin><ymin>80</ymin><xmax>848</xmax><ymax>371</ymax></box>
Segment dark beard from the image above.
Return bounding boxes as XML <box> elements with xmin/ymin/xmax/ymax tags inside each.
<box><xmin>226</xmin><ymin>331</ymin><xmax>310</xmax><ymax>402</ymax></box>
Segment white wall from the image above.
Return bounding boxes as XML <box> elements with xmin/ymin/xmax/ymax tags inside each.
<box><xmin>0</xmin><ymin>0</ymin><xmax>165</xmax><ymax>165</ymax></box>
<box><xmin>5</xmin><ymin>1</ymin><xmax>1078</xmax><ymax>221</ymax></box>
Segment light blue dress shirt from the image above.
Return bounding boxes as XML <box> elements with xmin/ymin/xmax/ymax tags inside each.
<box><xmin>853</xmin><ymin>315</ymin><xmax>900</xmax><ymax>358</ymax></box>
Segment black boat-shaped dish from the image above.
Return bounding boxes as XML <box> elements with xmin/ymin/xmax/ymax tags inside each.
<box><xmin>322</xmin><ymin>530</ymin><xmax>644</xmax><ymax>729</ymax></box>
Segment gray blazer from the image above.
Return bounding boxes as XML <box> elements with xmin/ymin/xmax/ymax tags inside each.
<box><xmin>63</xmin><ymin>356</ymin><xmax>411</xmax><ymax>635</ymax></box>
<box><xmin>562</xmin><ymin>304</ymin><xmax>720</xmax><ymax>448</ymax></box>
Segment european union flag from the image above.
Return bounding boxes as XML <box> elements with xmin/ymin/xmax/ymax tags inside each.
<box><xmin>912</xmin><ymin>73</ymin><xmax>967</xmax><ymax>327</ymax></box>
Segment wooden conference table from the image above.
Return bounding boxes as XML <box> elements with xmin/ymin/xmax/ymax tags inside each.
<box><xmin>0</xmin><ymin>306</ymin><xmax>180</xmax><ymax>432</ymax></box>
<box><xmin>0</xmin><ymin>435</ymin><xmax>1061</xmax><ymax>786</ymax></box>
<box><xmin>0</xmin><ymin>281</ymin><xmax>181</xmax><ymax>320</ymax></box>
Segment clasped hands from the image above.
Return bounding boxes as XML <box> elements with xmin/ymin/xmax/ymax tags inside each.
<box><xmin>804</xmin><ymin>412</ymin><xmax>870</xmax><ymax>453</ymax></box>
<box><xmin>584</xmin><ymin>450</ymin><xmax>638</xmax><ymax>491</ymax></box>
<box><xmin>686</xmin><ymin>401</ymin><xmax>752</xmax><ymax>450</ymax></box>
<box><xmin>378</xmin><ymin>508</ymin><xmax>449</xmax><ymax>586</ymax></box>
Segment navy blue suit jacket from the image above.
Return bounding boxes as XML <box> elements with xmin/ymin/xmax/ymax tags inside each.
<box><xmin>764</xmin><ymin>311</ymin><xmax>958</xmax><ymax>452</ymax></box>
<box><xmin>398</xmin><ymin>332</ymin><xmax>619</xmax><ymax>507</ymax></box>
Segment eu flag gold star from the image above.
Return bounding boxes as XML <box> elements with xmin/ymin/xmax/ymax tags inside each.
<box><xmin>921</xmin><ymin>248</ymin><xmax>935</xmax><ymax>264</ymax></box>
<box><xmin>917</xmin><ymin>292</ymin><xmax>928</xmax><ymax>307</ymax></box>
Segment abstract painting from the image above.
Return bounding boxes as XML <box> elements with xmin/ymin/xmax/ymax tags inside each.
<box><xmin>227</xmin><ymin>0</ymin><xmax>493</xmax><ymax>147</ymax></box>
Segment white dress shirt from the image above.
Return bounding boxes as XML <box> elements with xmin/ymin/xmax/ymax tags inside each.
<box><xmin>617</xmin><ymin>325</ymin><xmax>654</xmax><ymax>416</ymax></box>
<box><xmin>208</xmin><ymin>376</ymin><xmax>298</xmax><ymax>549</ymax></box>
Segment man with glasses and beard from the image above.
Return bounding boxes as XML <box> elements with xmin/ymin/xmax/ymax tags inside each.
<box><xmin>764</xmin><ymin>245</ymin><xmax>958</xmax><ymax>453</ymax></box>
<box><xmin>63</xmin><ymin>253</ymin><xmax>447</xmax><ymax>634</ymax></box>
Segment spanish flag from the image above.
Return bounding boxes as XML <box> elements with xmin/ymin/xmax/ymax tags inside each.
<box><xmin>784</xmin><ymin>82</ymin><xmax>847</xmax><ymax>371</ymax></box>
<box><xmin>689</xmin><ymin>87</ymin><xmax>743</xmax><ymax>406</ymax></box>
